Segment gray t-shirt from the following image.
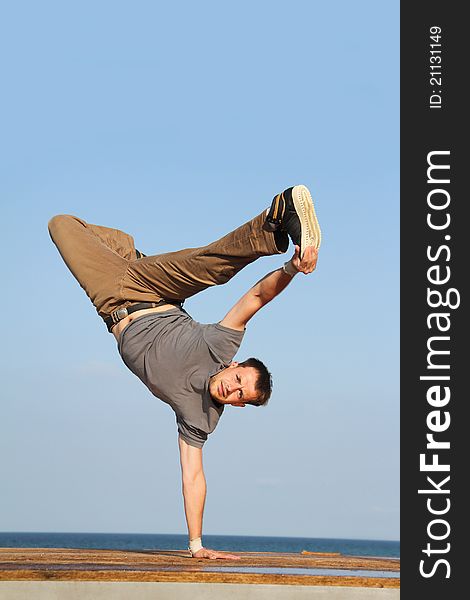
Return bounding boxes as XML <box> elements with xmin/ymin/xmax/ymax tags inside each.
<box><xmin>118</xmin><ymin>308</ymin><xmax>245</xmax><ymax>448</ymax></box>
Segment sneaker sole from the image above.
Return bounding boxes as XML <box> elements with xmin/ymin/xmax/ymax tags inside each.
<box><xmin>292</xmin><ymin>185</ymin><xmax>322</xmax><ymax>255</ymax></box>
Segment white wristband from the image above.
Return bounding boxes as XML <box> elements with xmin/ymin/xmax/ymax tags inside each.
<box><xmin>188</xmin><ymin>537</ymin><xmax>203</xmax><ymax>556</ymax></box>
<box><xmin>282</xmin><ymin>260</ymin><xmax>298</xmax><ymax>277</ymax></box>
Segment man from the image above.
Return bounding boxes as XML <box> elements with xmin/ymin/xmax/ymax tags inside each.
<box><xmin>49</xmin><ymin>184</ymin><xmax>321</xmax><ymax>560</ymax></box>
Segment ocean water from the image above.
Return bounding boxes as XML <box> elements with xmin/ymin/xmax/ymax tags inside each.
<box><xmin>0</xmin><ymin>532</ymin><xmax>399</xmax><ymax>558</ymax></box>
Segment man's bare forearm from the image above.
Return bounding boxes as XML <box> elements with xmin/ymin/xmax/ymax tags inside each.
<box><xmin>182</xmin><ymin>470</ymin><xmax>206</xmax><ymax>540</ymax></box>
<box><xmin>183</xmin><ymin>472</ymin><xmax>241</xmax><ymax>560</ymax></box>
<box><xmin>253</xmin><ymin>265</ymin><xmax>295</xmax><ymax>305</ymax></box>
<box><xmin>219</xmin><ymin>246</ymin><xmax>318</xmax><ymax>332</ymax></box>
<box><xmin>254</xmin><ymin>245</ymin><xmax>318</xmax><ymax>305</ymax></box>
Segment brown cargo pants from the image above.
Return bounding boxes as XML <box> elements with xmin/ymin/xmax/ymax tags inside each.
<box><xmin>48</xmin><ymin>211</ymin><xmax>288</xmax><ymax>329</ymax></box>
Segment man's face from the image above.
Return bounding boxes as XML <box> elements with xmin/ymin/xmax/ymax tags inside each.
<box><xmin>209</xmin><ymin>362</ymin><xmax>259</xmax><ymax>407</ymax></box>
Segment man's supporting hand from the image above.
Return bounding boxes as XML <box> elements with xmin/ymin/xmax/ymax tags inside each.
<box><xmin>191</xmin><ymin>547</ymin><xmax>241</xmax><ymax>560</ymax></box>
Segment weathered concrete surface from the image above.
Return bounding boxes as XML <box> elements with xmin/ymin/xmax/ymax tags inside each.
<box><xmin>0</xmin><ymin>581</ymin><xmax>401</xmax><ymax>600</ymax></box>
<box><xmin>0</xmin><ymin>548</ymin><xmax>400</xmax><ymax>591</ymax></box>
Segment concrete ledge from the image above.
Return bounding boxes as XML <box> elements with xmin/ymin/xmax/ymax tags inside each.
<box><xmin>0</xmin><ymin>548</ymin><xmax>399</xmax><ymax>592</ymax></box>
<box><xmin>0</xmin><ymin>581</ymin><xmax>401</xmax><ymax>600</ymax></box>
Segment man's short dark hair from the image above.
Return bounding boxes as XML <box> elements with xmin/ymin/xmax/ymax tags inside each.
<box><xmin>239</xmin><ymin>357</ymin><xmax>272</xmax><ymax>407</ymax></box>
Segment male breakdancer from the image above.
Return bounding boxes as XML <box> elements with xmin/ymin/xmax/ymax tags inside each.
<box><xmin>49</xmin><ymin>184</ymin><xmax>321</xmax><ymax>559</ymax></box>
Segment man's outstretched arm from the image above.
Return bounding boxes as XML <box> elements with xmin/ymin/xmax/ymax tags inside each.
<box><xmin>220</xmin><ymin>245</ymin><xmax>318</xmax><ymax>331</ymax></box>
<box><xmin>178</xmin><ymin>436</ymin><xmax>240</xmax><ymax>559</ymax></box>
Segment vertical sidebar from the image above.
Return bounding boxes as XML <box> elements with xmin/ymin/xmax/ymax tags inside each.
<box><xmin>401</xmin><ymin>2</ymin><xmax>465</xmax><ymax>598</ymax></box>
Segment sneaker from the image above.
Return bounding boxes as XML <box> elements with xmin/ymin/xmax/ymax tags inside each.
<box><xmin>265</xmin><ymin>185</ymin><xmax>321</xmax><ymax>256</ymax></box>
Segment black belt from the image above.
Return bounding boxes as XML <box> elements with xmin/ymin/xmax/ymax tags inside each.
<box><xmin>105</xmin><ymin>300</ymin><xmax>183</xmax><ymax>332</ymax></box>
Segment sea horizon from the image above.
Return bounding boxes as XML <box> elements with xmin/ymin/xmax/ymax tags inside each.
<box><xmin>0</xmin><ymin>530</ymin><xmax>399</xmax><ymax>542</ymax></box>
<box><xmin>0</xmin><ymin>532</ymin><xmax>400</xmax><ymax>558</ymax></box>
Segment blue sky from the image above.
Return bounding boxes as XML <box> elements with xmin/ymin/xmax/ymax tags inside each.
<box><xmin>0</xmin><ymin>1</ymin><xmax>399</xmax><ymax>541</ymax></box>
